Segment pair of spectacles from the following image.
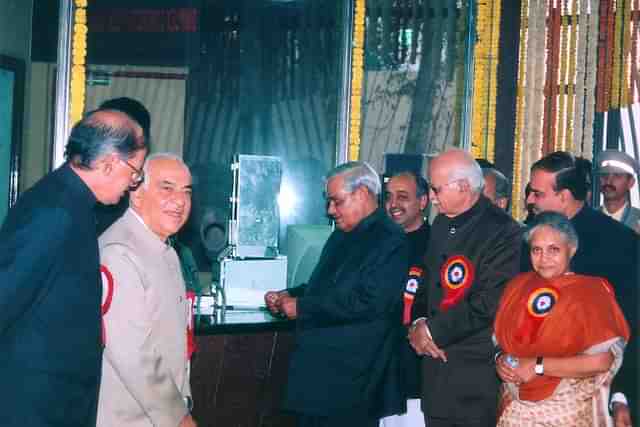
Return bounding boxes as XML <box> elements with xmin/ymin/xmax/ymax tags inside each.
<box><xmin>428</xmin><ymin>180</ymin><xmax>459</xmax><ymax>195</ymax></box>
<box><xmin>119</xmin><ymin>158</ymin><xmax>145</xmax><ymax>187</ymax></box>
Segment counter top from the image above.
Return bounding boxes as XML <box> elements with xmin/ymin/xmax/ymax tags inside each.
<box><xmin>194</xmin><ymin>310</ymin><xmax>295</xmax><ymax>335</ymax></box>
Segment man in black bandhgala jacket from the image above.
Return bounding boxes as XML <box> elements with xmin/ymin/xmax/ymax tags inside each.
<box><xmin>0</xmin><ymin>110</ymin><xmax>147</xmax><ymax>427</ymax></box>
<box><xmin>265</xmin><ymin>161</ymin><xmax>408</xmax><ymax>427</ymax></box>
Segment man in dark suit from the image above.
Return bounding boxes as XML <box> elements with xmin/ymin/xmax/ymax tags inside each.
<box><xmin>381</xmin><ymin>171</ymin><xmax>430</xmax><ymax>426</ymax></box>
<box><xmin>265</xmin><ymin>161</ymin><xmax>408</xmax><ymax>427</ymax></box>
<box><xmin>0</xmin><ymin>109</ymin><xmax>147</xmax><ymax>427</ymax></box>
<box><xmin>409</xmin><ymin>149</ymin><xmax>523</xmax><ymax>427</ymax></box>
<box><xmin>522</xmin><ymin>151</ymin><xmax>639</xmax><ymax>426</ymax></box>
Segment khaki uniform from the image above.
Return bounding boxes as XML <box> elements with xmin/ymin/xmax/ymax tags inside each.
<box><xmin>97</xmin><ymin>209</ymin><xmax>191</xmax><ymax>427</ymax></box>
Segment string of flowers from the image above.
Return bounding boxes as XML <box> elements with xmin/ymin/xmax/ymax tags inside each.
<box><xmin>522</xmin><ymin>0</ymin><xmax>544</xmax><ymax>216</ymax></box>
<box><xmin>348</xmin><ymin>0</ymin><xmax>366</xmax><ymax>161</ymax></box>
<box><xmin>557</xmin><ymin>0</ymin><xmax>569</xmax><ymax>151</ymax></box>
<box><xmin>596</xmin><ymin>0</ymin><xmax>611</xmax><ymax>112</ymax></box>
<box><xmin>571</xmin><ymin>0</ymin><xmax>589</xmax><ymax>155</ymax></box>
<box><xmin>70</xmin><ymin>0</ymin><xmax>88</xmax><ymax>126</ymax></box>
<box><xmin>565</xmin><ymin>0</ymin><xmax>578</xmax><ymax>153</ymax></box>
<box><xmin>622</xmin><ymin>0</ymin><xmax>632</xmax><ymax>106</ymax></box>
<box><xmin>543</xmin><ymin>3</ymin><xmax>560</xmax><ymax>155</ymax></box>
<box><xmin>471</xmin><ymin>0</ymin><xmax>490</xmax><ymax>159</ymax></box>
<box><xmin>630</xmin><ymin>0</ymin><xmax>639</xmax><ymax>103</ymax></box>
<box><xmin>471</xmin><ymin>0</ymin><xmax>501</xmax><ymax>161</ymax></box>
<box><xmin>582</xmin><ymin>0</ymin><xmax>600</xmax><ymax>159</ymax></box>
<box><xmin>611</xmin><ymin>0</ymin><xmax>625</xmax><ymax>108</ymax></box>
<box><xmin>512</xmin><ymin>0</ymin><xmax>530</xmax><ymax>220</ymax></box>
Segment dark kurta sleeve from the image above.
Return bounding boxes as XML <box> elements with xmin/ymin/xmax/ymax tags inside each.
<box><xmin>0</xmin><ymin>208</ymin><xmax>72</xmax><ymax>335</ymax></box>
<box><xmin>428</xmin><ymin>222</ymin><xmax>522</xmax><ymax>348</ymax></box>
<box><xmin>296</xmin><ymin>232</ymin><xmax>408</xmax><ymax>325</ymax></box>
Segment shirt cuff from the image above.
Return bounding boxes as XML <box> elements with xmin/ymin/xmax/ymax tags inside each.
<box><xmin>411</xmin><ymin>317</ymin><xmax>433</xmax><ymax>340</ymax></box>
<box><xmin>610</xmin><ymin>392</ymin><xmax>628</xmax><ymax>412</ymax></box>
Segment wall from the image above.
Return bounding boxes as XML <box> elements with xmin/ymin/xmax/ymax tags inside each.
<box><xmin>0</xmin><ymin>0</ymin><xmax>36</xmax><ymax>193</ymax></box>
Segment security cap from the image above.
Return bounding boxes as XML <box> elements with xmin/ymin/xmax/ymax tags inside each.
<box><xmin>597</xmin><ymin>150</ymin><xmax>639</xmax><ymax>175</ymax></box>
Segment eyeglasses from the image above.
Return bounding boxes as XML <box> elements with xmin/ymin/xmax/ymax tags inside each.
<box><xmin>428</xmin><ymin>180</ymin><xmax>459</xmax><ymax>195</ymax></box>
<box><xmin>119</xmin><ymin>158</ymin><xmax>145</xmax><ymax>187</ymax></box>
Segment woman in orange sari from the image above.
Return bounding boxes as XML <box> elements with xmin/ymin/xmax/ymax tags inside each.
<box><xmin>494</xmin><ymin>211</ymin><xmax>630</xmax><ymax>426</ymax></box>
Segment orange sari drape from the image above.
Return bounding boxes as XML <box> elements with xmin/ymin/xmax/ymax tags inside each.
<box><xmin>494</xmin><ymin>272</ymin><xmax>630</xmax><ymax>425</ymax></box>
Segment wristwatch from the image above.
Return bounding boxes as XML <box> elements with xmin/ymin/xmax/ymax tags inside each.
<box><xmin>534</xmin><ymin>356</ymin><xmax>544</xmax><ymax>376</ymax></box>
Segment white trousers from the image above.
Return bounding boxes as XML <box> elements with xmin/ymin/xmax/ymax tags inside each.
<box><xmin>379</xmin><ymin>399</ymin><xmax>426</xmax><ymax>427</ymax></box>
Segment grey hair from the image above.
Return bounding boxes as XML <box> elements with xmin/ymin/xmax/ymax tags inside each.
<box><xmin>524</xmin><ymin>211</ymin><xmax>579</xmax><ymax>250</ymax></box>
<box><xmin>483</xmin><ymin>168</ymin><xmax>511</xmax><ymax>199</ymax></box>
<box><xmin>326</xmin><ymin>161</ymin><xmax>381</xmax><ymax>196</ymax></box>
<box><xmin>448</xmin><ymin>158</ymin><xmax>485</xmax><ymax>193</ymax></box>
<box><xmin>142</xmin><ymin>152</ymin><xmax>190</xmax><ymax>189</ymax></box>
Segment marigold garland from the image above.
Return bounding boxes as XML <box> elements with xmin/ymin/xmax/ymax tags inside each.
<box><xmin>70</xmin><ymin>0</ymin><xmax>88</xmax><ymax>126</ymax></box>
<box><xmin>622</xmin><ymin>0</ymin><xmax>632</xmax><ymax>106</ymax></box>
<box><xmin>565</xmin><ymin>3</ymin><xmax>578</xmax><ymax>153</ymax></box>
<box><xmin>471</xmin><ymin>0</ymin><xmax>501</xmax><ymax>162</ymax></box>
<box><xmin>511</xmin><ymin>0</ymin><xmax>530</xmax><ymax>221</ymax></box>
<box><xmin>348</xmin><ymin>0</ymin><xmax>366</xmax><ymax>161</ymax></box>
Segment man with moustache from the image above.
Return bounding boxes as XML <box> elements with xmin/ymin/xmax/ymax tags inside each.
<box><xmin>597</xmin><ymin>149</ymin><xmax>640</xmax><ymax>233</ymax></box>
<box><xmin>522</xmin><ymin>151</ymin><xmax>639</xmax><ymax>426</ymax></box>
<box><xmin>265</xmin><ymin>162</ymin><xmax>408</xmax><ymax>427</ymax></box>
<box><xmin>0</xmin><ymin>109</ymin><xmax>147</xmax><ymax>427</ymax></box>
<box><xmin>382</xmin><ymin>171</ymin><xmax>429</xmax><ymax>426</ymax></box>
<box><xmin>97</xmin><ymin>153</ymin><xmax>197</xmax><ymax>427</ymax></box>
<box><xmin>409</xmin><ymin>149</ymin><xmax>522</xmax><ymax>427</ymax></box>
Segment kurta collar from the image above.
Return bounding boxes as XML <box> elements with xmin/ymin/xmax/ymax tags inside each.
<box><xmin>124</xmin><ymin>208</ymin><xmax>173</xmax><ymax>253</ymax></box>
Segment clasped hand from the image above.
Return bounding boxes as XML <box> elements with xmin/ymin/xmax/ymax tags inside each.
<box><xmin>408</xmin><ymin>319</ymin><xmax>447</xmax><ymax>362</ymax></box>
<box><xmin>264</xmin><ymin>291</ymin><xmax>297</xmax><ymax>319</ymax></box>
<box><xmin>495</xmin><ymin>354</ymin><xmax>536</xmax><ymax>385</ymax></box>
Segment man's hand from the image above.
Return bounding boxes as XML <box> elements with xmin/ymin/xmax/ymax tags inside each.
<box><xmin>264</xmin><ymin>290</ymin><xmax>289</xmax><ymax>315</ymax></box>
<box><xmin>408</xmin><ymin>319</ymin><xmax>447</xmax><ymax>362</ymax></box>
<box><xmin>613</xmin><ymin>402</ymin><xmax>632</xmax><ymax>427</ymax></box>
<box><xmin>179</xmin><ymin>414</ymin><xmax>198</xmax><ymax>427</ymax></box>
<box><xmin>279</xmin><ymin>295</ymin><xmax>298</xmax><ymax>319</ymax></box>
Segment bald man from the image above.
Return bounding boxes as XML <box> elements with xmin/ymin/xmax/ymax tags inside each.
<box><xmin>409</xmin><ymin>149</ymin><xmax>522</xmax><ymax>427</ymax></box>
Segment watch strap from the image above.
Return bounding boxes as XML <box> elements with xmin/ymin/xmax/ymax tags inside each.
<box><xmin>535</xmin><ymin>356</ymin><xmax>544</xmax><ymax>376</ymax></box>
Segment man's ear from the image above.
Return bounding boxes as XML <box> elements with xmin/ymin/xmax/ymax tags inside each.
<box><xmin>129</xmin><ymin>186</ymin><xmax>145</xmax><ymax>208</ymax></box>
<box><xmin>419</xmin><ymin>194</ymin><xmax>429</xmax><ymax>210</ymax></box>
<box><xmin>98</xmin><ymin>154</ymin><xmax>115</xmax><ymax>176</ymax></box>
<box><xmin>497</xmin><ymin>198</ymin><xmax>508</xmax><ymax>210</ymax></box>
<box><xmin>628</xmin><ymin>175</ymin><xmax>636</xmax><ymax>189</ymax></box>
<box><xmin>569</xmin><ymin>244</ymin><xmax>577</xmax><ymax>258</ymax></box>
<box><xmin>559</xmin><ymin>188</ymin><xmax>572</xmax><ymax>204</ymax></box>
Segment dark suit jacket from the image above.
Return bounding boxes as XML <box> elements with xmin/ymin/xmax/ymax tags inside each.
<box><xmin>412</xmin><ymin>196</ymin><xmax>522</xmax><ymax>421</ymax></box>
<box><xmin>401</xmin><ymin>222</ymin><xmax>430</xmax><ymax>399</ymax></box>
<box><xmin>522</xmin><ymin>205</ymin><xmax>639</xmax><ymax>418</ymax></box>
<box><xmin>0</xmin><ymin>164</ymin><xmax>103</xmax><ymax>427</ymax></box>
<box><xmin>284</xmin><ymin>208</ymin><xmax>409</xmax><ymax>418</ymax></box>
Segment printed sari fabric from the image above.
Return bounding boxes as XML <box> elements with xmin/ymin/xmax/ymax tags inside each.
<box><xmin>494</xmin><ymin>272</ymin><xmax>630</xmax><ymax>426</ymax></box>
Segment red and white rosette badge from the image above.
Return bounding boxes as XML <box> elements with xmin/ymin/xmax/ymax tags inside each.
<box><xmin>403</xmin><ymin>266</ymin><xmax>424</xmax><ymax>325</ymax></box>
<box><xmin>100</xmin><ymin>265</ymin><xmax>115</xmax><ymax>345</ymax></box>
<box><xmin>439</xmin><ymin>255</ymin><xmax>475</xmax><ymax>311</ymax></box>
<box><xmin>514</xmin><ymin>286</ymin><xmax>559</xmax><ymax>344</ymax></box>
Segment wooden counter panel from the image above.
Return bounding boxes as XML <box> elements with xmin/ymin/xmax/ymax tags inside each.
<box><xmin>191</xmin><ymin>331</ymin><xmax>297</xmax><ymax>427</ymax></box>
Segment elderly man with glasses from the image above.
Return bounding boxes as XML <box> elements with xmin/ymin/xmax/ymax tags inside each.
<box><xmin>408</xmin><ymin>149</ymin><xmax>522</xmax><ymax>427</ymax></box>
<box><xmin>0</xmin><ymin>109</ymin><xmax>147</xmax><ymax>427</ymax></box>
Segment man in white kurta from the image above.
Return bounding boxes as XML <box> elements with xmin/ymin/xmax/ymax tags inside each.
<box><xmin>97</xmin><ymin>153</ymin><xmax>197</xmax><ymax>427</ymax></box>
